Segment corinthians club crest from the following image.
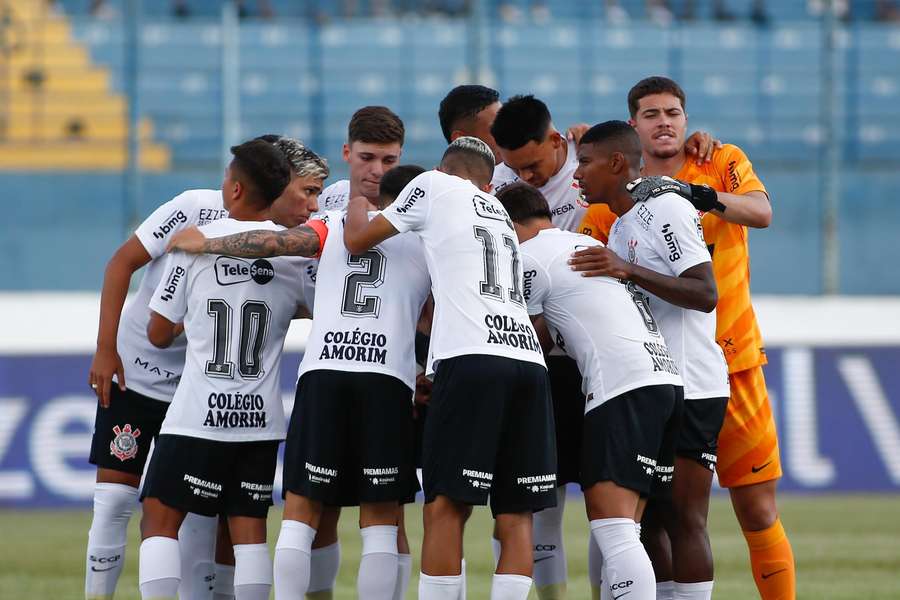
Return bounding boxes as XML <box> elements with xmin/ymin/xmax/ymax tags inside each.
<box><xmin>110</xmin><ymin>424</ymin><xmax>141</xmax><ymax>461</ymax></box>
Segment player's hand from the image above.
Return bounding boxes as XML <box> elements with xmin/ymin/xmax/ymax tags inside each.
<box><xmin>172</xmin><ymin>322</ymin><xmax>185</xmax><ymax>338</ymax></box>
<box><xmin>566</xmin><ymin>123</ymin><xmax>590</xmax><ymax>144</ymax></box>
<box><xmin>626</xmin><ymin>176</ymin><xmax>725</xmax><ymax>213</ymax></box>
<box><xmin>414</xmin><ymin>373</ymin><xmax>432</xmax><ymax>406</ymax></box>
<box><xmin>349</xmin><ymin>195</ymin><xmax>378</xmax><ymax>212</ymax></box>
<box><xmin>568</xmin><ymin>246</ymin><xmax>631</xmax><ymax>280</ymax></box>
<box><xmin>89</xmin><ymin>347</ymin><xmax>126</xmax><ymax>408</ymax></box>
<box><xmin>166</xmin><ymin>226</ymin><xmax>206</xmax><ymax>254</ymax></box>
<box><xmin>685</xmin><ymin>130</ymin><xmax>722</xmax><ymax>164</ymax></box>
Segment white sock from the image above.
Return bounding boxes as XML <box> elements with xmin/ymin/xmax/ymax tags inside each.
<box><xmin>459</xmin><ymin>559</ymin><xmax>467</xmax><ymax>600</ymax></box>
<box><xmin>177</xmin><ymin>513</ymin><xmax>218</xmax><ymax>600</ymax></box>
<box><xmin>139</xmin><ymin>536</ymin><xmax>181</xmax><ymax>599</ymax></box>
<box><xmin>418</xmin><ymin>573</ymin><xmax>462</xmax><ymax>599</ymax></box>
<box><xmin>393</xmin><ymin>553</ymin><xmax>412</xmax><ymax>600</ymax></box>
<box><xmin>491</xmin><ymin>537</ymin><xmax>502</xmax><ymax>569</ymax></box>
<box><xmin>587</xmin><ymin>533</ymin><xmax>605</xmax><ymax>600</ymax></box>
<box><xmin>490</xmin><ymin>573</ymin><xmax>532</xmax><ymax>600</ymax></box>
<box><xmin>358</xmin><ymin>525</ymin><xmax>399</xmax><ymax>599</ymax></box>
<box><xmin>532</xmin><ymin>487</ymin><xmax>567</xmax><ymax>597</ymax></box>
<box><xmin>213</xmin><ymin>563</ymin><xmax>235</xmax><ymax>600</ymax></box>
<box><xmin>308</xmin><ymin>541</ymin><xmax>341</xmax><ymax>594</ymax></box>
<box><xmin>233</xmin><ymin>543</ymin><xmax>271</xmax><ymax>600</ymax></box>
<box><xmin>657</xmin><ymin>580</ymin><xmax>676</xmax><ymax>600</ymax></box>
<box><xmin>86</xmin><ymin>482</ymin><xmax>138</xmax><ymax>600</ymax></box>
<box><xmin>589</xmin><ymin>518</ymin><xmax>656</xmax><ymax>600</ymax></box>
<box><xmin>673</xmin><ymin>580</ymin><xmax>714</xmax><ymax>600</ymax></box>
<box><xmin>273</xmin><ymin>520</ymin><xmax>316</xmax><ymax>598</ymax></box>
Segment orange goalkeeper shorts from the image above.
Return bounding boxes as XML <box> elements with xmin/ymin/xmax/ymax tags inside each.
<box><xmin>716</xmin><ymin>365</ymin><xmax>783</xmax><ymax>488</ymax></box>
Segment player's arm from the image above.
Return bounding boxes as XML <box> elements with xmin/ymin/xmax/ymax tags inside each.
<box><xmin>167</xmin><ymin>222</ymin><xmax>326</xmax><ymax>258</ymax></box>
<box><xmin>529</xmin><ymin>314</ymin><xmax>555</xmax><ymax>355</ymax></box>
<box><xmin>704</xmin><ymin>190</ymin><xmax>771</xmax><ymax>228</ymax></box>
<box><xmin>343</xmin><ymin>195</ymin><xmax>401</xmax><ymax>254</ymax></box>
<box><xmin>89</xmin><ymin>235</ymin><xmax>153</xmax><ymax>407</ymax></box>
<box><xmin>568</xmin><ymin>248</ymin><xmax>716</xmax><ymax>312</ymax></box>
<box><xmin>147</xmin><ymin>312</ymin><xmax>179</xmax><ymax>349</ymax></box>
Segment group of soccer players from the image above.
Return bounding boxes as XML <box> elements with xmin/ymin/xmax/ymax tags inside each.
<box><xmin>85</xmin><ymin>75</ymin><xmax>796</xmax><ymax>600</ymax></box>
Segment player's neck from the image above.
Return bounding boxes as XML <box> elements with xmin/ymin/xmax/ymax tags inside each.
<box><xmin>515</xmin><ymin>219</ymin><xmax>553</xmax><ymax>243</ymax></box>
<box><xmin>552</xmin><ymin>136</ymin><xmax>568</xmax><ymax>178</ymax></box>
<box><xmin>640</xmin><ymin>150</ymin><xmax>686</xmax><ymax>178</ymax></box>
<box><xmin>607</xmin><ymin>188</ymin><xmax>635</xmax><ymax>218</ymax></box>
<box><xmin>228</xmin><ymin>203</ymin><xmax>269</xmax><ymax>222</ymax></box>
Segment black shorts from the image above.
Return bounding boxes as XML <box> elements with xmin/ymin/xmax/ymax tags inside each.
<box><xmin>283</xmin><ymin>370</ymin><xmax>418</xmax><ymax>507</ymax></box>
<box><xmin>677</xmin><ymin>396</ymin><xmax>729</xmax><ymax>471</ymax></box>
<box><xmin>547</xmin><ymin>355</ymin><xmax>586</xmax><ymax>486</ymax></box>
<box><xmin>89</xmin><ymin>386</ymin><xmax>168</xmax><ymax>475</ymax></box>
<box><xmin>141</xmin><ymin>434</ymin><xmax>278</xmax><ymax>518</ymax></box>
<box><xmin>581</xmin><ymin>384</ymin><xmax>682</xmax><ymax>496</ymax></box>
<box><xmin>422</xmin><ymin>354</ymin><xmax>557</xmax><ymax>517</ymax></box>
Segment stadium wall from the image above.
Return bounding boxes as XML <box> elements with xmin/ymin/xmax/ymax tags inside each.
<box><xmin>1</xmin><ymin>294</ymin><xmax>899</xmax><ymax>507</ymax></box>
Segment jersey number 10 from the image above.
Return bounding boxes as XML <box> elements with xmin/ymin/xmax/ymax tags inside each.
<box><xmin>205</xmin><ymin>299</ymin><xmax>271</xmax><ymax>380</ymax></box>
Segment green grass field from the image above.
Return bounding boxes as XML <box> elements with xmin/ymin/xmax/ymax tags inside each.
<box><xmin>2</xmin><ymin>494</ymin><xmax>898</xmax><ymax>599</ymax></box>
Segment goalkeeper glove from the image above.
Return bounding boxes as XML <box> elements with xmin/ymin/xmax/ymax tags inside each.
<box><xmin>626</xmin><ymin>176</ymin><xmax>726</xmax><ymax>213</ymax></box>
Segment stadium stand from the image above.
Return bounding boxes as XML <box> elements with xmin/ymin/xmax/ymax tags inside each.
<box><xmin>0</xmin><ymin>2</ymin><xmax>169</xmax><ymax>169</ymax></box>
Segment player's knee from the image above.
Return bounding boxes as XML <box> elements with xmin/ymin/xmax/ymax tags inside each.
<box><xmin>734</xmin><ymin>500</ymin><xmax>778</xmax><ymax>531</ymax></box>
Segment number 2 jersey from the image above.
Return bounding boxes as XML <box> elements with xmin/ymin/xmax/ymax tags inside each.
<box><xmin>380</xmin><ymin>170</ymin><xmax>546</xmax><ymax>374</ymax></box>
<box><xmin>521</xmin><ymin>228</ymin><xmax>682</xmax><ymax>414</ymax></box>
<box><xmin>119</xmin><ymin>189</ymin><xmax>228</xmax><ymax>401</ymax></box>
<box><xmin>298</xmin><ymin>210</ymin><xmax>431</xmax><ymax>390</ymax></box>
<box><xmin>607</xmin><ymin>191</ymin><xmax>729</xmax><ymax>400</ymax></box>
<box><xmin>148</xmin><ymin>218</ymin><xmax>308</xmax><ymax>442</ymax></box>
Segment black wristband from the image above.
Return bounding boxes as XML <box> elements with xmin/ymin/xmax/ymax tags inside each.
<box><xmin>690</xmin><ymin>184</ymin><xmax>727</xmax><ymax>213</ymax></box>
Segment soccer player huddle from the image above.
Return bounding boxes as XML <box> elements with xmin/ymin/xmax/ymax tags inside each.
<box><xmin>85</xmin><ymin>76</ymin><xmax>795</xmax><ymax>600</ymax></box>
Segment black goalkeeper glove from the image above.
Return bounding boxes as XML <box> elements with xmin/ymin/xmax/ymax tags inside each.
<box><xmin>626</xmin><ymin>176</ymin><xmax>726</xmax><ymax>213</ymax></box>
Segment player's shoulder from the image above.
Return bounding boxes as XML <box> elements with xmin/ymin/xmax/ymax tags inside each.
<box><xmin>170</xmin><ymin>188</ymin><xmax>223</xmax><ymax>209</ymax></box>
<box><xmin>491</xmin><ymin>162</ymin><xmax>518</xmax><ymax>191</ymax></box>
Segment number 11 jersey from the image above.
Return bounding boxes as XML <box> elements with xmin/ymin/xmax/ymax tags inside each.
<box><xmin>381</xmin><ymin>170</ymin><xmax>546</xmax><ymax>374</ymax></box>
<box><xmin>148</xmin><ymin>218</ymin><xmax>308</xmax><ymax>442</ymax></box>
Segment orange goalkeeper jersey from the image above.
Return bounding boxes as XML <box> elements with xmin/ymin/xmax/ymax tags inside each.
<box><xmin>577</xmin><ymin>144</ymin><xmax>768</xmax><ymax>373</ymax></box>
<box><xmin>677</xmin><ymin>144</ymin><xmax>768</xmax><ymax>373</ymax></box>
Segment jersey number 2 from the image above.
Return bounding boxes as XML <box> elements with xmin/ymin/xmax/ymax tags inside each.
<box><xmin>205</xmin><ymin>299</ymin><xmax>271</xmax><ymax>380</ymax></box>
<box><xmin>342</xmin><ymin>249</ymin><xmax>386</xmax><ymax>318</ymax></box>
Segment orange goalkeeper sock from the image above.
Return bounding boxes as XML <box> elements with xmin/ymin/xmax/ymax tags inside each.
<box><xmin>743</xmin><ymin>518</ymin><xmax>796</xmax><ymax>600</ymax></box>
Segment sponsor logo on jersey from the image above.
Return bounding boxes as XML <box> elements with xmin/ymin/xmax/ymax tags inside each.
<box><xmin>483</xmin><ymin>314</ymin><xmax>542</xmax><ymax>353</ymax></box>
<box><xmin>133</xmin><ymin>356</ymin><xmax>180</xmax><ymax>382</ymax></box>
<box><xmin>214</xmin><ymin>257</ymin><xmax>275</xmax><ymax>286</ymax></box>
<box><xmin>661</xmin><ymin>223</ymin><xmax>683</xmax><ymax>262</ymax></box>
<box><xmin>643</xmin><ymin>341</ymin><xmax>679</xmax><ymax>375</ymax></box>
<box><xmin>522</xmin><ymin>269</ymin><xmax>537</xmax><ymax>302</ymax></box>
<box><xmin>551</xmin><ymin>203</ymin><xmax>575</xmax><ymax>217</ymax></box>
<box><xmin>395</xmin><ymin>186</ymin><xmax>425</xmax><ymax>214</ymax></box>
<box><xmin>160</xmin><ymin>265</ymin><xmax>186</xmax><ymax>301</ymax></box>
<box><xmin>197</xmin><ymin>208</ymin><xmax>228</xmax><ymax>226</ymax></box>
<box><xmin>318</xmin><ymin>330</ymin><xmax>388</xmax><ymax>364</ymax></box>
<box><xmin>473</xmin><ymin>194</ymin><xmax>514</xmax><ymax>229</ymax></box>
<box><xmin>727</xmin><ymin>160</ymin><xmax>741</xmax><ymax>192</ymax></box>
<box><xmin>203</xmin><ymin>393</ymin><xmax>267</xmax><ymax>429</ymax></box>
<box><xmin>109</xmin><ymin>424</ymin><xmax>140</xmax><ymax>461</ymax></box>
<box><xmin>636</xmin><ymin>203</ymin><xmax>654</xmax><ymax>231</ymax></box>
<box><xmin>152</xmin><ymin>209</ymin><xmax>188</xmax><ymax>240</ymax></box>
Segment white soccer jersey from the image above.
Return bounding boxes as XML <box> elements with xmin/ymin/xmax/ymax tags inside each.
<box><xmin>298</xmin><ymin>210</ymin><xmax>430</xmax><ymax>389</ymax></box>
<box><xmin>149</xmin><ymin>219</ymin><xmax>307</xmax><ymax>442</ymax></box>
<box><xmin>381</xmin><ymin>170</ymin><xmax>545</xmax><ymax>374</ymax></box>
<box><xmin>607</xmin><ymin>192</ymin><xmax>729</xmax><ymax>400</ymax></box>
<box><xmin>118</xmin><ymin>189</ymin><xmax>228</xmax><ymax>401</ymax></box>
<box><xmin>521</xmin><ymin>228</ymin><xmax>682</xmax><ymax>414</ymax></box>
<box><xmin>316</xmin><ymin>179</ymin><xmax>350</xmax><ymax>214</ymax></box>
<box><xmin>492</xmin><ymin>139</ymin><xmax>589</xmax><ymax>232</ymax></box>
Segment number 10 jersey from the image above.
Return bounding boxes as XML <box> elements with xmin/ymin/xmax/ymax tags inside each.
<box><xmin>148</xmin><ymin>218</ymin><xmax>308</xmax><ymax>442</ymax></box>
<box><xmin>297</xmin><ymin>210</ymin><xmax>431</xmax><ymax>390</ymax></box>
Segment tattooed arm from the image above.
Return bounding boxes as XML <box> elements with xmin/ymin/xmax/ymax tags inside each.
<box><xmin>167</xmin><ymin>224</ymin><xmax>324</xmax><ymax>258</ymax></box>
